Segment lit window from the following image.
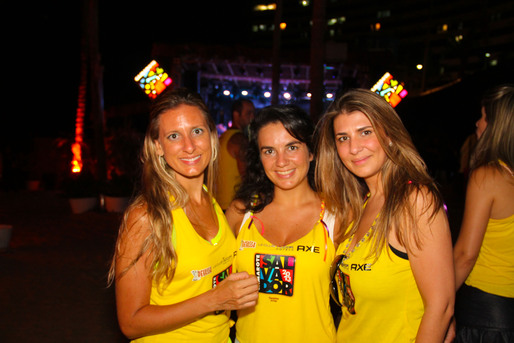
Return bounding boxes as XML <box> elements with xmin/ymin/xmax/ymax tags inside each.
<box><xmin>280</xmin><ymin>22</ymin><xmax>287</xmax><ymax>30</ymax></box>
<box><xmin>328</xmin><ymin>18</ymin><xmax>337</xmax><ymax>26</ymax></box>
<box><xmin>254</xmin><ymin>3</ymin><xmax>277</xmax><ymax>11</ymax></box>
<box><xmin>300</xmin><ymin>0</ymin><xmax>310</xmax><ymax>6</ymax></box>
<box><xmin>338</xmin><ymin>16</ymin><xmax>346</xmax><ymax>23</ymax></box>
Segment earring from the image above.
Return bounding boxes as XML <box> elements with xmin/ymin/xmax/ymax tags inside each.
<box><xmin>389</xmin><ymin>141</ymin><xmax>393</xmax><ymax>147</ymax></box>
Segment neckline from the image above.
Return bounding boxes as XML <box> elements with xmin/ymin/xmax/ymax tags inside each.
<box><xmin>247</xmin><ymin>200</ymin><xmax>327</xmax><ymax>248</ymax></box>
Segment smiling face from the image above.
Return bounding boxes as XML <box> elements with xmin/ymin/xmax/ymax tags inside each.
<box><xmin>258</xmin><ymin>122</ymin><xmax>313</xmax><ymax>191</ymax></box>
<box><xmin>155</xmin><ymin>104</ymin><xmax>212</xmax><ymax>185</ymax></box>
<box><xmin>333</xmin><ymin>111</ymin><xmax>388</xmax><ymax>184</ymax></box>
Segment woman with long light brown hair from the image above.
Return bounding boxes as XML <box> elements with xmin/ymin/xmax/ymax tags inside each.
<box><xmin>315</xmin><ymin>88</ymin><xmax>454</xmax><ymax>342</ymax></box>
<box><xmin>108</xmin><ymin>87</ymin><xmax>258</xmax><ymax>342</ymax></box>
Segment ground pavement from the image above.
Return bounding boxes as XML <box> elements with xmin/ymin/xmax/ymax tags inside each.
<box><xmin>0</xmin><ymin>190</ymin><xmax>128</xmax><ymax>342</ymax></box>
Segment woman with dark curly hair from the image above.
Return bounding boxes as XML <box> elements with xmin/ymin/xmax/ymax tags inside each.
<box><xmin>225</xmin><ymin>105</ymin><xmax>337</xmax><ymax>343</ymax></box>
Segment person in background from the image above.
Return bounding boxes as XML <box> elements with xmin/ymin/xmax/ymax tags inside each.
<box><xmin>216</xmin><ymin>99</ymin><xmax>255</xmax><ymax>211</ymax></box>
<box><xmin>315</xmin><ymin>88</ymin><xmax>454</xmax><ymax>343</ymax></box>
<box><xmin>225</xmin><ymin>105</ymin><xmax>337</xmax><ymax>343</ymax></box>
<box><xmin>453</xmin><ymin>84</ymin><xmax>514</xmax><ymax>343</ymax></box>
<box><xmin>108</xmin><ymin>88</ymin><xmax>258</xmax><ymax>342</ymax></box>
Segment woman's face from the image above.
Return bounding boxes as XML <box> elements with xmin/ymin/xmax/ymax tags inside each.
<box><xmin>258</xmin><ymin>122</ymin><xmax>312</xmax><ymax>191</ymax></box>
<box><xmin>476</xmin><ymin>106</ymin><xmax>488</xmax><ymax>139</ymax></box>
<box><xmin>155</xmin><ymin>104</ymin><xmax>212</xmax><ymax>184</ymax></box>
<box><xmin>333</xmin><ymin>111</ymin><xmax>388</xmax><ymax>183</ymax></box>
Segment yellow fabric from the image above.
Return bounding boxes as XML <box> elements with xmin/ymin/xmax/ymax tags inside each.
<box><xmin>216</xmin><ymin>128</ymin><xmax>242</xmax><ymax>210</ymax></box>
<box><xmin>133</xmin><ymin>198</ymin><xmax>236</xmax><ymax>343</ymax></box>
<box><xmin>233</xmin><ymin>208</ymin><xmax>336</xmax><ymax>343</ymax></box>
<box><xmin>466</xmin><ymin>213</ymin><xmax>514</xmax><ymax>298</ymax></box>
<box><xmin>335</xmin><ymin>226</ymin><xmax>424</xmax><ymax>343</ymax></box>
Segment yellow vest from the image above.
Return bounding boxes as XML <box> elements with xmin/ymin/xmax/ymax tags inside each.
<box><xmin>233</xmin><ymin>207</ymin><xmax>336</xmax><ymax>343</ymax></box>
<box><xmin>216</xmin><ymin>129</ymin><xmax>242</xmax><ymax>210</ymax></box>
<box><xmin>335</xmin><ymin>228</ymin><xmax>424</xmax><ymax>343</ymax></box>
<box><xmin>133</xmin><ymin>198</ymin><xmax>235</xmax><ymax>343</ymax></box>
<box><xmin>466</xmin><ymin>213</ymin><xmax>514</xmax><ymax>298</ymax></box>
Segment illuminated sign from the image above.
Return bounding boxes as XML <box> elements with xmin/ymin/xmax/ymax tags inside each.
<box><xmin>370</xmin><ymin>72</ymin><xmax>408</xmax><ymax>107</ymax></box>
<box><xmin>134</xmin><ymin>60</ymin><xmax>173</xmax><ymax>99</ymax></box>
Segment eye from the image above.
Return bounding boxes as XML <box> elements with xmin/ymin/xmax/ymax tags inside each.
<box><xmin>337</xmin><ymin>135</ymin><xmax>349</xmax><ymax>142</ymax></box>
<box><xmin>287</xmin><ymin>145</ymin><xmax>299</xmax><ymax>151</ymax></box>
<box><xmin>362</xmin><ymin>129</ymin><xmax>373</xmax><ymax>136</ymax></box>
<box><xmin>262</xmin><ymin>148</ymin><xmax>274</xmax><ymax>155</ymax></box>
<box><xmin>167</xmin><ymin>133</ymin><xmax>179</xmax><ymax>140</ymax></box>
<box><xmin>192</xmin><ymin>127</ymin><xmax>204</xmax><ymax>135</ymax></box>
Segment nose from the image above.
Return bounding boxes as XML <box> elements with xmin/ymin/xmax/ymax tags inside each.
<box><xmin>275</xmin><ymin>150</ymin><xmax>288</xmax><ymax>167</ymax></box>
<box><xmin>182</xmin><ymin>135</ymin><xmax>195</xmax><ymax>153</ymax></box>
<box><xmin>349</xmin><ymin>137</ymin><xmax>362</xmax><ymax>154</ymax></box>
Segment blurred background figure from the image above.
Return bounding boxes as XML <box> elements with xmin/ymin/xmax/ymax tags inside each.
<box><xmin>453</xmin><ymin>84</ymin><xmax>514</xmax><ymax>343</ymax></box>
<box><xmin>216</xmin><ymin>99</ymin><xmax>255</xmax><ymax>211</ymax></box>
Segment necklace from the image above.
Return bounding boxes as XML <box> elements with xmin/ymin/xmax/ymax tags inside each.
<box><xmin>341</xmin><ymin>192</ymin><xmax>378</xmax><ymax>261</ymax></box>
<box><xmin>499</xmin><ymin>160</ymin><xmax>514</xmax><ymax>177</ymax></box>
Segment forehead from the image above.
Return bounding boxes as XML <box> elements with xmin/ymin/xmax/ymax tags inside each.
<box><xmin>334</xmin><ymin>111</ymin><xmax>372</xmax><ymax>128</ymax></box>
<box><xmin>257</xmin><ymin>122</ymin><xmax>296</xmax><ymax>145</ymax></box>
<box><xmin>159</xmin><ymin>104</ymin><xmax>208</xmax><ymax>128</ymax></box>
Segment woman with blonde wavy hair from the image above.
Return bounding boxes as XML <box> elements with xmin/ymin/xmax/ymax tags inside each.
<box><xmin>108</xmin><ymin>87</ymin><xmax>258</xmax><ymax>342</ymax></box>
<box><xmin>453</xmin><ymin>84</ymin><xmax>514</xmax><ymax>342</ymax></box>
<box><xmin>315</xmin><ymin>88</ymin><xmax>454</xmax><ymax>342</ymax></box>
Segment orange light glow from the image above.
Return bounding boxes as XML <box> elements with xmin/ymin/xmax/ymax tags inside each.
<box><xmin>71</xmin><ymin>142</ymin><xmax>83</xmax><ymax>174</ymax></box>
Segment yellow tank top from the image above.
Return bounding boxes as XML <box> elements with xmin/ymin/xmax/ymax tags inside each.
<box><xmin>335</xmin><ymin>224</ymin><xmax>424</xmax><ymax>343</ymax></box>
<box><xmin>216</xmin><ymin>128</ymin><xmax>242</xmax><ymax>210</ymax></box>
<box><xmin>465</xmin><ymin>213</ymin><xmax>514</xmax><ymax>298</ymax></box>
<box><xmin>233</xmin><ymin>204</ymin><xmax>336</xmax><ymax>343</ymax></box>
<box><xmin>133</xmin><ymin>197</ymin><xmax>236</xmax><ymax>343</ymax></box>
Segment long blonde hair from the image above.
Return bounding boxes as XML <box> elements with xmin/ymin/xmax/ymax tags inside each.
<box><xmin>108</xmin><ymin>88</ymin><xmax>219</xmax><ymax>289</ymax></box>
<box><xmin>315</xmin><ymin>88</ymin><xmax>443</xmax><ymax>258</ymax></box>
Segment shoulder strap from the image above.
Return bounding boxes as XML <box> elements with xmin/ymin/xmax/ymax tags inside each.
<box><xmin>322</xmin><ymin>210</ymin><xmax>336</xmax><ymax>242</ymax></box>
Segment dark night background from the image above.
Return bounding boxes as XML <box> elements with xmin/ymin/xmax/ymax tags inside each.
<box><xmin>0</xmin><ymin>1</ymin><xmax>512</xmax><ymax>342</ymax></box>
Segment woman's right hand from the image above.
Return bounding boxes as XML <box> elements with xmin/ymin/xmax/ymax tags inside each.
<box><xmin>211</xmin><ymin>272</ymin><xmax>259</xmax><ymax>312</ymax></box>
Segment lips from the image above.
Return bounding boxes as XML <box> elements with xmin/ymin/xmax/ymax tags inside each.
<box><xmin>275</xmin><ymin>169</ymin><xmax>295</xmax><ymax>177</ymax></box>
<box><xmin>352</xmin><ymin>156</ymin><xmax>370</xmax><ymax>165</ymax></box>
<box><xmin>180</xmin><ymin>155</ymin><xmax>201</xmax><ymax>164</ymax></box>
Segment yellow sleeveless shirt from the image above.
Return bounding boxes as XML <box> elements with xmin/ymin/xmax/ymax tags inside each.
<box><xmin>335</xmin><ymin>223</ymin><xmax>424</xmax><ymax>343</ymax></box>
<box><xmin>233</xmin><ymin>204</ymin><xmax>336</xmax><ymax>343</ymax></box>
<box><xmin>133</xmin><ymin>197</ymin><xmax>236</xmax><ymax>343</ymax></box>
<box><xmin>216</xmin><ymin>128</ymin><xmax>242</xmax><ymax>210</ymax></box>
<box><xmin>466</xmin><ymin>213</ymin><xmax>514</xmax><ymax>298</ymax></box>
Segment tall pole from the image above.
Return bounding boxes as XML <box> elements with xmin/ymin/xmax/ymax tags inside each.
<box><xmin>309</xmin><ymin>0</ymin><xmax>326</xmax><ymax>123</ymax></box>
<box><xmin>271</xmin><ymin>0</ymin><xmax>283</xmax><ymax>105</ymax></box>
<box><xmin>87</xmin><ymin>0</ymin><xmax>107</xmax><ymax>184</ymax></box>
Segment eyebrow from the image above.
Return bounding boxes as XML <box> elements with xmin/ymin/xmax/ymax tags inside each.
<box><xmin>335</xmin><ymin>125</ymin><xmax>373</xmax><ymax>136</ymax></box>
<box><xmin>259</xmin><ymin>140</ymin><xmax>302</xmax><ymax>150</ymax></box>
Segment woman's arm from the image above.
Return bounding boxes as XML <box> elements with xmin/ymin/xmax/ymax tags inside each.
<box><xmin>453</xmin><ymin>167</ymin><xmax>493</xmax><ymax>290</ymax></box>
<box><xmin>408</xmin><ymin>190</ymin><xmax>455</xmax><ymax>343</ymax></box>
<box><xmin>115</xmin><ymin>206</ymin><xmax>259</xmax><ymax>340</ymax></box>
